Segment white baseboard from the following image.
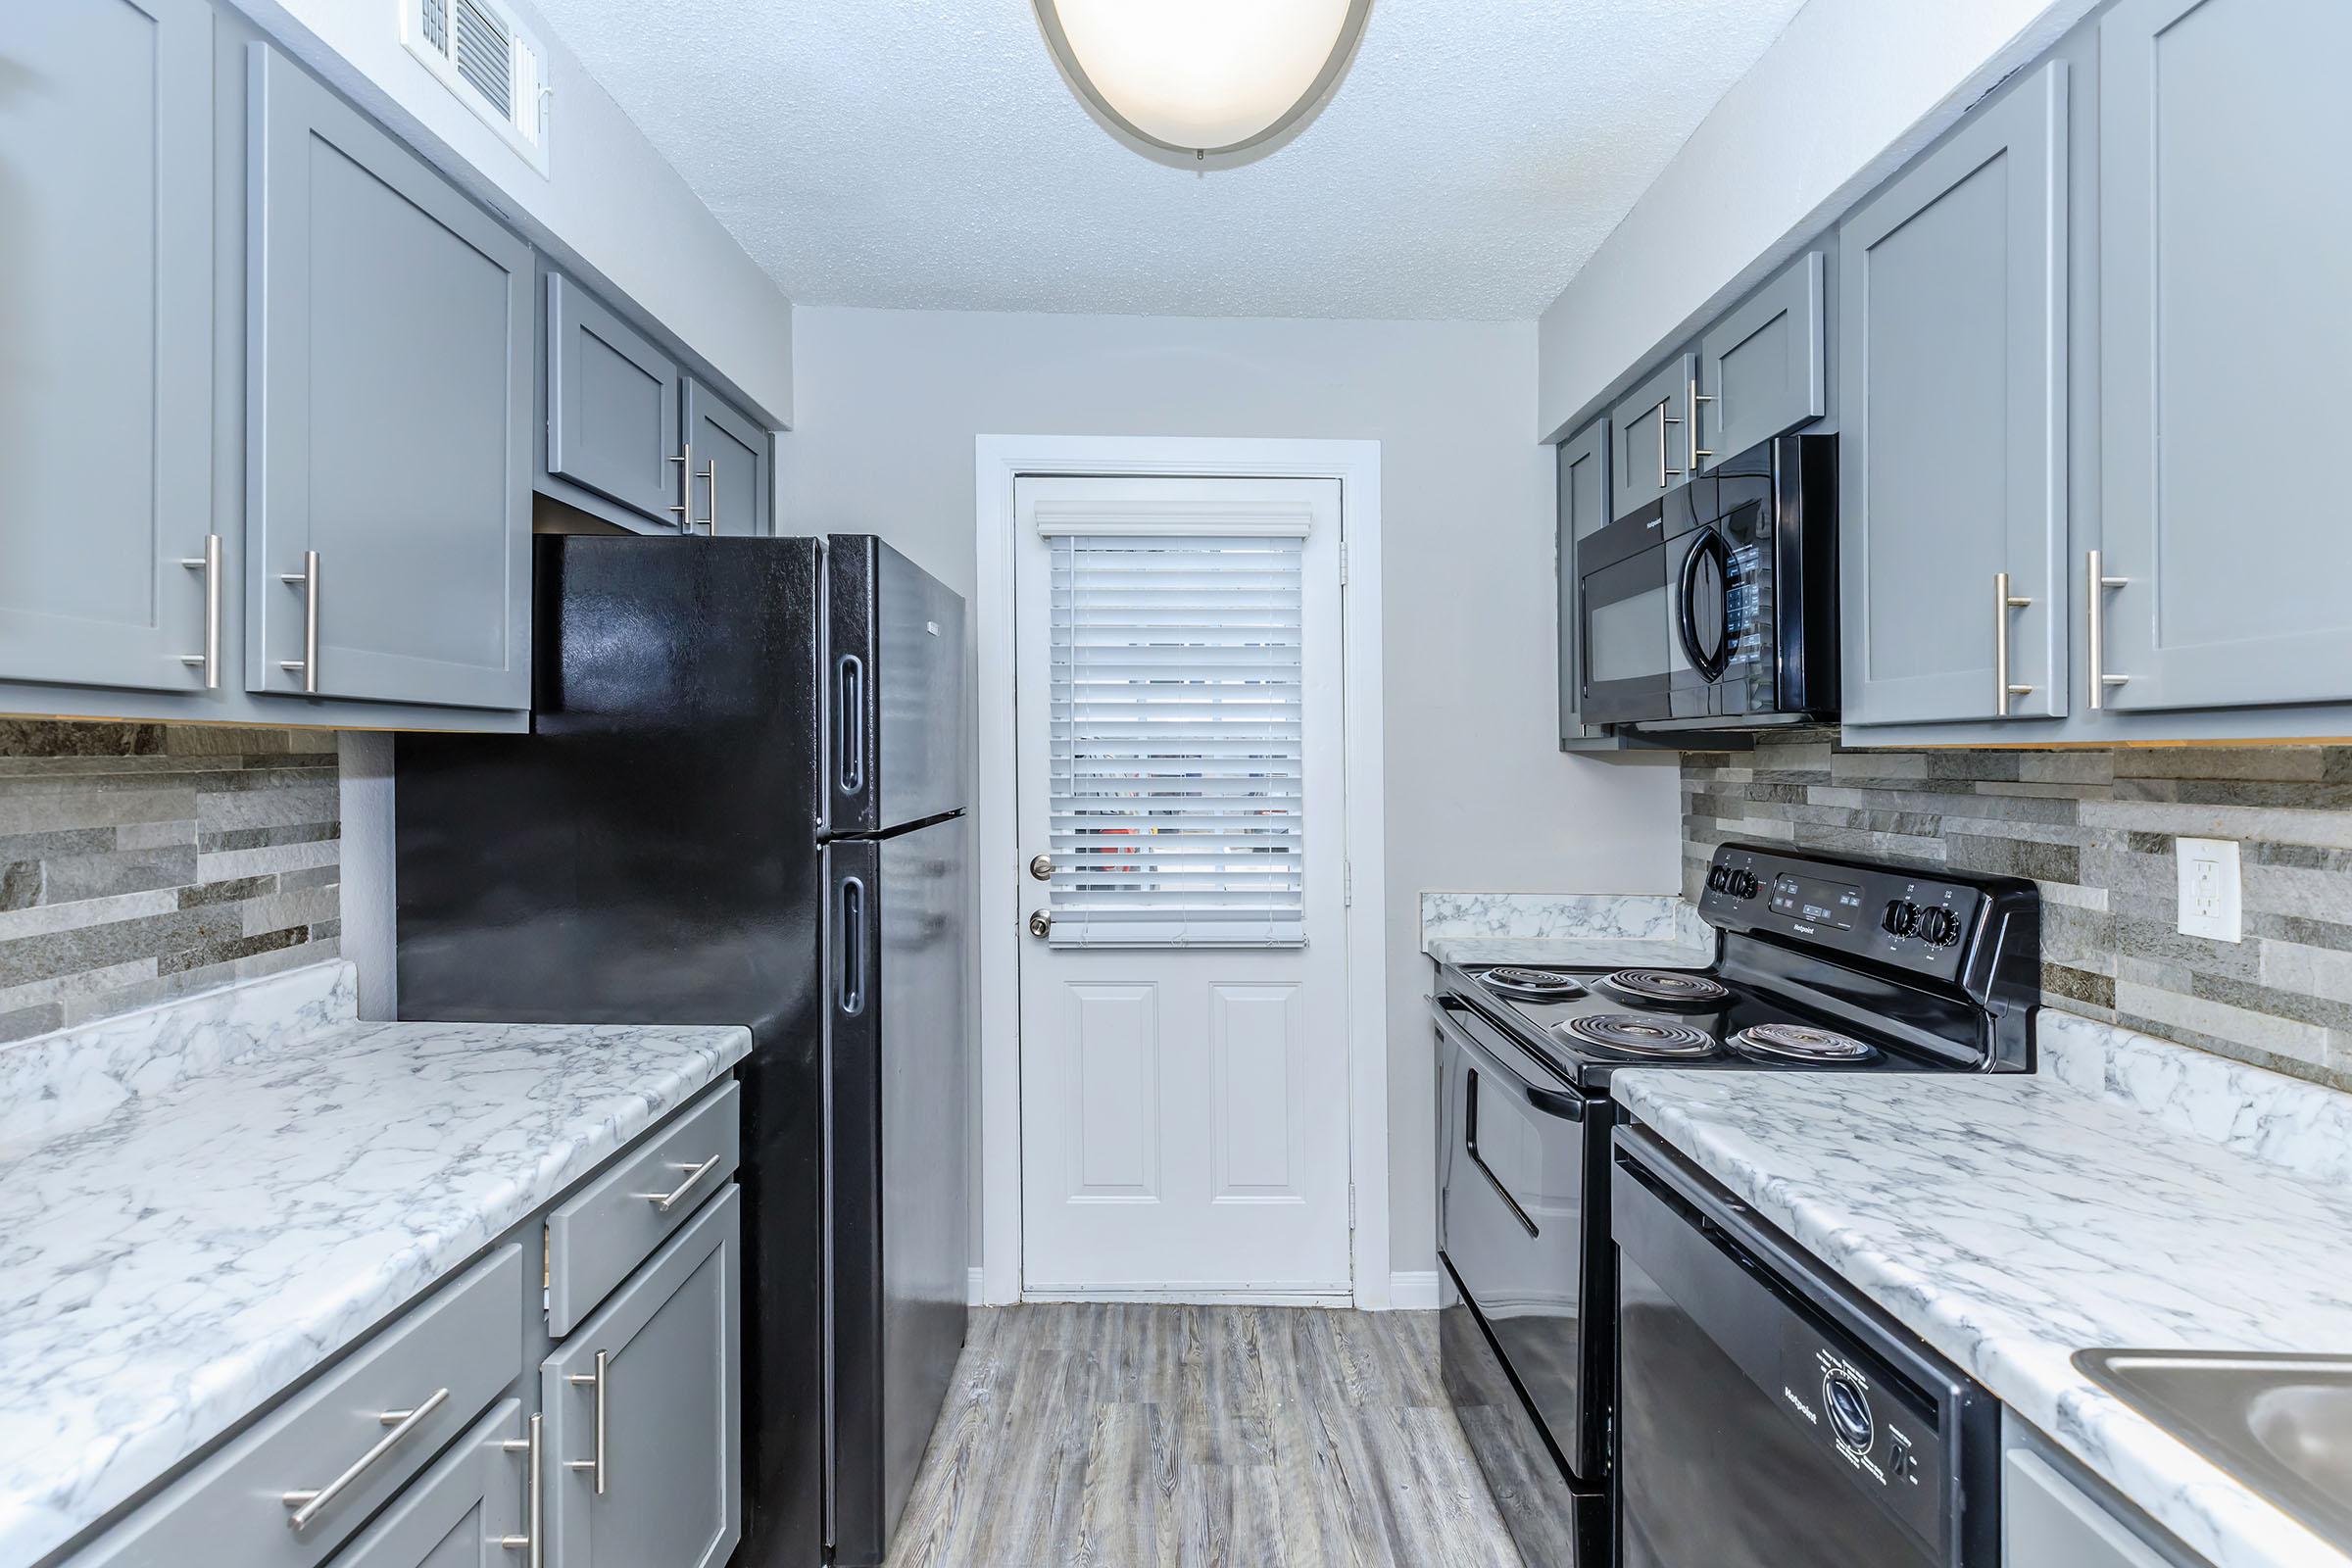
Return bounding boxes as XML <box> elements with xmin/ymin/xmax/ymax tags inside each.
<box><xmin>1387</xmin><ymin>1270</ymin><xmax>1441</xmax><ymax>1310</ymax></box>
<box><xmin>964</xmin><ymin>1267</ymin><xmax>1441</xmax><ymax>1310</ymax></box>
<box><xmin>1020</xmin><ymin>1281</ymin><xmax>1353</xmax><ymax>1306</ymax></box>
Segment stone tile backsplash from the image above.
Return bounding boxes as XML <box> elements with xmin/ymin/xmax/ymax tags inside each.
<box><xmin>1681</xmin><ymin>735</ymin><xmax>2352</xmax><ymax>1088</ymax></box>
<box><xmin>0</xmin><ymin>721</ymin><xmax>340</xmax><ymax>1044</ymax></box>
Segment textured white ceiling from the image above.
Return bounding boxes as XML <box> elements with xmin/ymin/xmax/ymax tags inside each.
<box><xmin>531</xmin><ymin>0</ymin><xmax>1810</xmax><ymax>319</ymax></box>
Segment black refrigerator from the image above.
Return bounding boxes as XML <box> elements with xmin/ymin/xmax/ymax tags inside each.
<box><xmin>393</xmin><ymin>534</ymin><xmax>969</xmax><ymax>1568</ymax></box>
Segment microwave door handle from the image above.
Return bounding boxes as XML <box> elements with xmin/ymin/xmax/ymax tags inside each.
<box><xmin>1677</xmin><ymin>531</ymin><xmax>1732</xmax><ymax>682</ymax></box>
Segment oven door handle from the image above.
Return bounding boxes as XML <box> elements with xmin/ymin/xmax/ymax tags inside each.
<box><xmin>1429</xmin><ymin>998</ymin><xmax>1588</xmax><ymax>1122</ymax></box>
<box><xmin>1676</xmin><ymin>528</ymin><xmax>1732</xmax><ymax>682</ymax></box>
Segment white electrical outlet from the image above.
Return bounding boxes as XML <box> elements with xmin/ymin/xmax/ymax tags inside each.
<box><xmin>2176</xmin><ymin>836</ymin><xmax>2242</xmax><ymax>942</ymax></box>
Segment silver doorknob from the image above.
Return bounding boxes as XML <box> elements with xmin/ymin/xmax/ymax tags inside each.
<box><xmin>1027</xmin><ymin>909</ymin><xmax>1052</xmax><ymax>939</ymax></box>
<box><xmin>1029</xmin><ymin>853</ymin><xmax>1054</xmax><ymax>881</ymax></box>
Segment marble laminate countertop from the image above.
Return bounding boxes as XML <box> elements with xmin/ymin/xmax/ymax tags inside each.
<box><xmin>0</xmin><ymin>962</ymin><xmax>750</xmax><ymax>1566</ymax></box>
<box><xmin>1616</xmin><ymin>1013</ymin><xmax>2352</xmax><ymax>1568</ymax></box>
<box><xmin>1419</xmin><ymin>891</ymin><xmax>1716</xmax><ymax>968</ymax></box>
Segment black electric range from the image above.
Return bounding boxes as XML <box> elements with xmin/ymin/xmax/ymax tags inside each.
<box><xmin>1433</xmin><ymin>842</ymin><xmax>2038</xmax><ymax>1567</ymax></box>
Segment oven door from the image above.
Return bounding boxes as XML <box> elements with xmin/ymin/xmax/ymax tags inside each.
<box><xmin>1613</xmin><ymin>1129</ymin><xmax>1996</xmax><ymax>1568</ymax></box>
<box><xmin>1433</xmin><ymin>997</ymin><xmax>1600</xmax><ymax>1479</ymax></box>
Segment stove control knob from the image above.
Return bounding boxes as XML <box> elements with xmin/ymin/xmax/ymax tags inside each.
<box><xmin>1917</xmin><ymin>906</ymin><xmax>1961</xmax><ymax>947</ymax></box>
<box><xmin>1728</xmin><ymin>869</ymin><xmax>1758</xmax><ymax>900</ymax></box>
<box><xmin>1881</xmin><ymin>900</ymin><xmax>1920</xmax><ymax>938</ymax></box>
<box><xmin>1707</xmin><ymin>865</ymin><xmax>1731</xmax><ymax>894</ymax></box>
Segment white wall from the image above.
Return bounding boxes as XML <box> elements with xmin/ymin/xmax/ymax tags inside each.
<box><xmin>784</xmin><ymin>306</ymin><xmax>1683</xmax><ymax>1281</ymax></box>
<box><xmin>227</xmin><ymin>0</ymin><xmax>794</xmax><ymax>424</ymax></box>
<box><xmin>1536</xmin><ymin>0</ymin><xmax>2092</xmax><ymax>441</ymax></box>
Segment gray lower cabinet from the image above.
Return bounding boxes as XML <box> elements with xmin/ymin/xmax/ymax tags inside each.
<box><xmin>542</xmin><ymin>1186</ymin><xmax>743</xmax><ymax>1568</ymax></box>
<box><xmin>1699</xmin><ymin>251</ymin><xmax>1826</xmax><ymax>465</ymax></box>
<box><xmin>1838</xmin><ymin>61</ymin><xmax>2071</xmax><ymax>727</ymax></box>
<box><xmin>246</xmin><ymin>43</ymin><xmax>532</xmax><ymax>712</ymax></box>
<box><xmin>545</xmin><ymin>274</ymin><xmax>687</xmax><ymax>530</ymax></box>
<box><xmin>1610</xmin><ymin>354</ymin><xmax>1698</xmax><ymax>519</ymax></box>
<box><xmin>328</xmin><ymin>1401</ymin><xmax>530</xmax><ymax>1568</ymax></box>
<box><xmin>2092</xmin><ymin>0</ymin><xmax>2352</xmax><ymax>713</ymax></box>
<box><xmin>0</xmin><ymin>0</ymin><xmax>219</xmax><ymax>695</ymax></box>
<box><xmin>1556</xmin><ymin>418</ymin><xmax>1611</xmax><ymax>746</ymax></box>
<box><xmin>2002</xmin><ymin>1415</ymin><xmax>2211</xmax><ymax>1568</ymax></box>
<box><xmin>684</xmin><ymin>380</ymin><xmax>771</xmax><ymax>538</ymax></box>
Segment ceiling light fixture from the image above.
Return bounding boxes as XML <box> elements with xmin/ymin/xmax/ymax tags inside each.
<box><xmin>1034</xmin><ymin>0</ymin><xmax>1373</xmax><ymax>168</ymax></box>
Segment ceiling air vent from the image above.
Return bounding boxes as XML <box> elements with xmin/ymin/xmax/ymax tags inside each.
<box><xmin>405</xmin><ymin>0</ymin><xmax>550</xmax><ymax>175</ymax></box>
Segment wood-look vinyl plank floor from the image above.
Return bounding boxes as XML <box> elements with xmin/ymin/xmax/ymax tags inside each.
<box><xmin>886</xmin><ymin>1305</ymin><xmax>1527</xmax><ymax>1568</ymax></box>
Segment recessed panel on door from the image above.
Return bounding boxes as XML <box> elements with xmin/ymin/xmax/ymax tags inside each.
<box><xmin>548</xmin><ymin>277</ymin><xmax>684</xmax><ymax>527</ymax></box>
<box><xmin>2096</xmin><ymin>0</ymin><xmax>2352</xmax><ymax>710</ymax></box>
<box><xmin>1209</xmin><ymin>983</ymin><xmax>1303</xmax><ymax>1201</ymax></box>
<box><xmin>683</xmin><ymin>380</ymin><xmax>768</xmax><ymax>537</ymax></box>
<box><xmin>1065</xmin><ymin>982</ymin><xmax>1160</xmax><ymax>1200</ymax></box>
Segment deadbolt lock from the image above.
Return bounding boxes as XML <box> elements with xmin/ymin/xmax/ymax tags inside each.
<box><xmin>1027</xmin><ymin>909</ymin><xmax>1052</xmax><ymax>939</ymax></box>
<box><xmin>1029</xmin><ymin>853</ymin><xmax>1054</xmax><ymax>881</ymax></box>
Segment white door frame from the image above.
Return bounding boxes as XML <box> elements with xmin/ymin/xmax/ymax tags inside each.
<box><xmin>974</xmin><ymin>435</ymin><xmax>1391</xmax><ymax>1309</ymax></box>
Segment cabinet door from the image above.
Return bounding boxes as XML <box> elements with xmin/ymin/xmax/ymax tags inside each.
<box><xmin>0</xmin><ymin>0</ymin><xmax>217</xmax><ymax>693</ymax></box>
<box><xmin>1610</xmin><ymin>354</ymin><xmax>1697</xmax><ymax>519</ymax></box>
<box><xmin>1556</xmin><ymin>419</ymin><xmax>1611</xmax><ymax>744</ymax></box>
<box><xmin>247</xmin><ymin>45</ymin><xmax>532</xmax><ymax>711</ymax></box>
<box><xmin>1700</xmin><ymin>252</ymin><xmax>1826</xmax><ymax>466</ymax></box>
<box><xmin>548</xmin><ymin>275</ymin><xmax>685</xmax><ymax>527</ymax></box>
<box><xmin>2096</xmin><ymin>0</ymin><xmax>2352</xmax><ymax>711</ymax></box>
<box><xmin>2002</xmin><ymin>1448</ymin><xmax>2188</xmax><ymax>1568</ymax></box>
<box><xmin>1840</xmin><ymin>63</ymin><xmax>2069</xmax><ymax>725</ymax></box>
<box><xmin>544</xmin><ymin>1186</ymin><xmax>742</xmax><ymax>1568</ymax></box>
<box><xmin>683</xmin><ymin>379</ymin><xmax>769</xmax><ymax>538</ymax></box>
<box><xmin>331</xmin><ymin>1402</ymin><xmax>529</xmax><ymax>1568</ymax></box>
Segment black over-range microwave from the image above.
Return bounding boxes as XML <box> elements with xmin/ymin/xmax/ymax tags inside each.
<box><xmin>1579</xmin><ymin>433</ymin><xmax>1838</xmax><ymax>731</ymax></box>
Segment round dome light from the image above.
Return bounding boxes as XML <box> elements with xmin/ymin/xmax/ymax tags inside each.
<box><xmin>1035</xmin><ymin>0</ymin><xmax>1373</xmax><ymax>162</ymax></box>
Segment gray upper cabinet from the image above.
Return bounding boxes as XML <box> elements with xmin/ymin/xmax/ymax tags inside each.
<box><xmin>543</xmin><ymin>1187</ymin><xmax>743</xmax><ymax>1568</ymax></box>
<box><xmin>683</xmin><ymin>380</ymin><xmax>770</xmax><ymax>538</ymax></box>
<box><xmin>546</xmin><ymin>274</ymin><xmax>687</xmax><ymax>530</ymax></box>
<box><xmin>1610</xmin><ymin>354</ymin><xmax>1698</xmax><ymax>519</ymax></box>
<box><xmin>1556</xmin><ymin>419</ymin><xmax>1610</xmax><ymax>746</ymax></box>
<box><xmin>2093</xmin><ymin>0</ymin><xmax>2352</xmax><ymax>713</ymax></box>
<box><xmin>247</xmin><ymin>44</ymin><xmax>532</xmax><ymax>712</ymax></box>
<box><xmin>1699</xmin><ymin>252</ymin><xmax>1826</xmax><ymax>466</ymax></box>
<box><xmin>1839</xmin><ymin>62</ymin><xmax>2070</xmax><ymax>726</ymax></box>
<box><xmin>0</xmin><ymin>0</ymin><xmax>219</xmax><ymax>695</ymax></box>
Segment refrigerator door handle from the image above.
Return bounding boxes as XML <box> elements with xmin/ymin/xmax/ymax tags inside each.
<box><xmin>837</xmin><ymin>874</ymin><xmax>868</xmax><ymax>1015</ymax></box>
<box><xmin>835</xmin><ymin>654</ymin><xmax>866</xmax><ymax>799</ymax></box>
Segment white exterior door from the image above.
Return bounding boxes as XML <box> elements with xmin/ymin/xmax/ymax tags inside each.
<box><xmin>1014</xmin><ymin>475</ymin><xmax>1352</xmax><ymax>1301</ymax></box>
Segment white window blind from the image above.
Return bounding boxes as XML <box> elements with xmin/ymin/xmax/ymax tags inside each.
<box><xmin>1047</xmin><ymin>529</ymin><xmax>1307</xmax><ymax>948</ymax></box>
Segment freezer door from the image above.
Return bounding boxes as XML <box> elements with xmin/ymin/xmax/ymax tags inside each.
<box><xmin>828</xmin><ymin>536</ymin><xmax>966</xmax><ymax>833</ymax></box>
<box><xmin>822</xmin><ymin>816</ymin><xmax>969</xmax><ymax>1565</ymax></box>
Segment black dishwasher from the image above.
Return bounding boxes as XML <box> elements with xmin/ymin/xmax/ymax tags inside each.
<box><xmin>1611</xmin><ymin>1127</ymin><xmax>1998</xmax><ymax>1568</ymax></box>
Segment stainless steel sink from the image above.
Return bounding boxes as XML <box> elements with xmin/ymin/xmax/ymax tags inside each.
<box><xmin>2075</xmin><ymin>1349</ymin><xmax>2352</xmax><ymax>1550</ymax></box>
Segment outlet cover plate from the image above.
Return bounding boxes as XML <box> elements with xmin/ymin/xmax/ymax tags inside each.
<box><xmin>2176</xmin><ymin>836</ymin><xmax>2242</xmax><ymax>943</ymax></box>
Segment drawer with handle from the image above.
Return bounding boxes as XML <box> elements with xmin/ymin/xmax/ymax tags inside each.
<box><xmin>78</xmin><ymin>1246</ymin><xmax>523</xmax><ymax>1568</ymax></box>
<box><xmin>546</xmin><ymin>1081</ymin><xmax>740</xmax><ymax>1338</ymax></box>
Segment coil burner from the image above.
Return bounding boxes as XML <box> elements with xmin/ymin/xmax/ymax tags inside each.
<box><xmin>1598</xmin><ymin>969</ymin><xmax>1731</xmax><ymax>1006</ymax></box>
<box><xmin>1730</xmin><ymin>1022</ymin><xmax>1879</xmax><ymax>1063</ymax></box>
<box><xmin>1556</xmin><ymin>1014</ymin><xmax>1719</xmax><ymax>1058</ymax></box>
<box><xmin>1480</xmin><ymin>966</ymin><xmax>1590</xmax><ymax>1002</ymax></box>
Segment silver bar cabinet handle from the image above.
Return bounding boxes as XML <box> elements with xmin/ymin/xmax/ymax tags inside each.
<box><xmin>566</xmin><ymin>1348</ymin><xmax>610</xmax><ymax>1494</ymax></box>
<box><xmin>635</xmin><ymin>1152</ymin><xmax>723</xmax><ymax>1213</ymax></box>
<box><xmin>2086</xmin><ymin>549</ymin><xmax>2131</xmax><ymax>710</ymax></box>
<box><xmin>500</xmin><ymin>1412</ymin><xmax>544</xmax><ymax>1565</ymax></box>
<box><xmin>668</xmin><ymin>444</ymin><xmax>692</xmax><ymax>530</ymax></box>
<box><xmin>1994</xmin><ymin>571</ymin><xmax>2034</xmax><ymax>715</ymax></box>
<box><xmin>700</xmin><ymin>457</ymin><xmax>719</xmax><ymax>535</ymax></box>
<box><xmin>282</xmin><ymin>1386</ymin><xmax>450</xmax><ymax>1531</ymax></box>
<box><xmin>178</xmin><ymin>534</ymin><xmax>220</xmax><ymax>689</ymax></box>
<box><xmin>278</xmin><ymin>550</ymin><xmax>319</xmax><ymax>694</ymax></box>
<box><xmin>1689</xmin><ymin>381</ymin><xmax>1714</xmax><ymax>470</ymax></box>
